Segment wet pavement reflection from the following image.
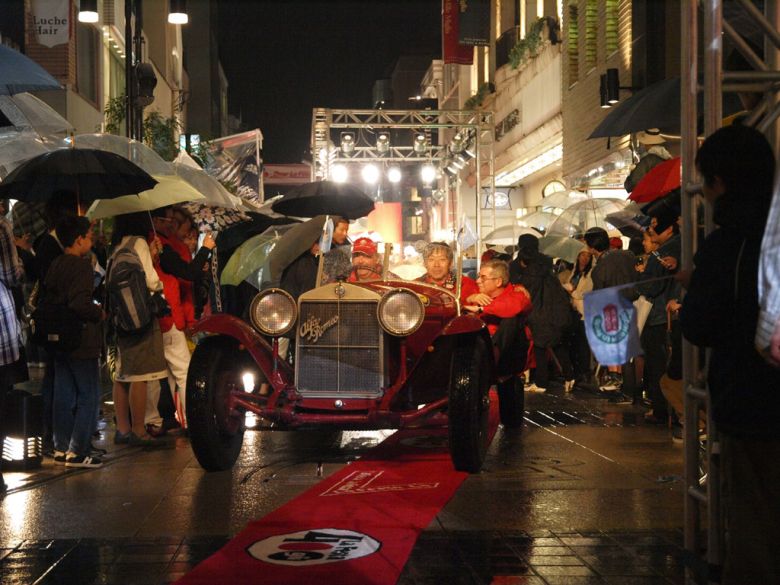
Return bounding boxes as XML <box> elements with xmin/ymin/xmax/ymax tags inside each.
<box><xmin>1</xmin><ymin>378</ymin><xmax>687</xmax><ymax>584</ymax></box>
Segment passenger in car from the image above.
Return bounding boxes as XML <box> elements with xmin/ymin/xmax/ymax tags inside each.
<box><xmin>415</xmin><ymin>241</ymin><xmax>478</xmax><ymax>303</ymax></box>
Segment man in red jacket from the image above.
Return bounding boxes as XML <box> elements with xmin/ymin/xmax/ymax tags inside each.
<box><xmin>463</xmin><ymin>259</ymin><xmax>532</xmax><ymax>334</ymax></box>
<box><xmin>415</xmin><ymin>241</ymin><xmax>478</xmax><ymax>304</ymax></box>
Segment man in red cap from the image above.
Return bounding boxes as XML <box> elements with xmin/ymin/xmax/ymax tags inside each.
<box><xmin>348</xmin><ymin>237</ymin><xmax>382</xmax><ymax>282</ymax></box>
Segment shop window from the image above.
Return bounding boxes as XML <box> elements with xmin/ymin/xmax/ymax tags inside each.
<box><xmin>77</xmin><ymin>23</ymin><xmax>99</xmax><ymax>105</ymax></box>
<box><xmin>566</xmin><ymin>2</ymin><xmax>579</xmax><ymax>84</ymax></box>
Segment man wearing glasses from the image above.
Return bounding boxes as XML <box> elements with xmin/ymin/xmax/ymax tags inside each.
<box><xmin>463</xmin><ymin>259</ymin><xmax>533</xmax><ymax>426</ymax></box>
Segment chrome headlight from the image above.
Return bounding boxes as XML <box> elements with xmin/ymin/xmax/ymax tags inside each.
<box><xmin>378</xmin><ymin>289</ymin><xmax>425</xmax><ymax>336</ymax></box>
<box><xmin>249</xmin><ymin>289</ymin><xmax>297</xmax><ymax>336</ymax></box>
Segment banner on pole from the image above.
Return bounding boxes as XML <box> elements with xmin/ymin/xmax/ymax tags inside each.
<box><xmin>442</xmin><ymin>0</ymin><xmax>473</xmax><ymax>65</ymax></box>
<box><xmin>583</xmin><ymin>286</ymin><xmax>642</xmax><ymax>366</ymax></box>
<box><xmin>31</xmin><ymin>0</ymin><xmax>70</xmax><ymax>48</ymax></box>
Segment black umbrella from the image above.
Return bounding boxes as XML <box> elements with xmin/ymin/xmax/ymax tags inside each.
<box><xmin>271</xmin><ymin>181</ymin><xmax>375</xmax><ymax>219</ymax></box>
<box><xmin>0</xmin><ymin>148</ymin><xmax>157</xmax><ymax>202</ymax></box>
<box><xmin>215</xmin><ymin>212</ymin><xmax>298</xmax><ymax>252</ymax></box>
<box><xmin>588</xmin><ymin>77</ymin><xmax>743</xmax><ymax>139</ymax></box>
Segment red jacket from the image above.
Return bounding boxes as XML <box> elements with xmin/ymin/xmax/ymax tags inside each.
<box><xmin>478</xmin><ymin>284</ymin><xmax>532</xmax><ymax>336</ymax></box>
<box><xmin>152</xmin><ymin>232</ymin><xmax>196</xmax><ymax>333</ymax></box>
<box><xmin>415</xmin><ymin>272</ymin><xmax>478</xmax><ymax>305</ymax></box>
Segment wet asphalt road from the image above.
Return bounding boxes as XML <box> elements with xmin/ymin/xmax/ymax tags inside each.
<box><xmin>0</xmin><ymin>380</ymin><xmax>687</xmax><ymax>584</ymax></box>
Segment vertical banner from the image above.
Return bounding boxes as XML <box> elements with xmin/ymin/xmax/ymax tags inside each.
<box><xmin>31</xmin><ymin>0</ymin><xmax>71</xmax><ymax>48</ymax></box>
<box><xmin>458</xmin><ymin>0</ymin><xmax>491</xmax><ymax>46</ymax></box>
<box><xmin>442</xmin><ymin>0</ymin><xmax>473</xmax><ymax>65</ymax></box>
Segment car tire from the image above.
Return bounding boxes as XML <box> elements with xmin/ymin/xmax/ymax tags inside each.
<box><xmin>497</xmin><ymin>377</ymin><xmax>525</xmax><ymax>428</ymax></box>
<box><xmin>448</xmin><ymin>336</ymin><xmax>491</xmax><ymax>473</ymax></box>
<box><xmin>186</xmin><ymin>336</ymin><xmax>246</xmax><ymax>471</ymax></box>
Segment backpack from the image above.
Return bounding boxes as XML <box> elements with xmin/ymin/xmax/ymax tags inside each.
<box><xmin>106</xmin><ymin>238</ymin><xmax>154</xmax><ymax>336</ymax></box>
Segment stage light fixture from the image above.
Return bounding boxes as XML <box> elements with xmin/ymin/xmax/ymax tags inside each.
<box><xmin>420</xmin><ymin>164</ymin><xmax>436</xmax><ymax>185</ymax></box>
<box><xmin>340</xmin><ymin>132</ymin><xmax>355</xmax><ymax>154</ymax></box>
<box><xmin>376</xmin><ymin>133</ymin><xmax>390</xmax><ymax>153</ymax></box>
<box><xmin>78</xmin><ymin>0</ymin><xmax>98</xmax><ymax>22</ymax></box>
<box><xmin>387</xmin><ymin>166</ymin><xmax>402</xmax><ymax>183</ymax></box>
<box><xmin>168</xmin><ymin>0</ymin><xmax>189</xmax><ymax>24</ymax></box>
<box><xmin>413</xmin><ymin>133</ymin><xmax>427</xmax><ymax>154</ymax></box>
<box><xmin>362</xmin><ymin>164</ymin><xmax>380</xmax><ymax>184</ymax></box>
<box><xmin>449</xmin><ymin>131</ymin><xmax>464</xmax><ymax>154</ymax></box>
<box><xmin>331</xmin><ymin>164</ymin><xmax>349</xmax><ymax>183</ymax></box>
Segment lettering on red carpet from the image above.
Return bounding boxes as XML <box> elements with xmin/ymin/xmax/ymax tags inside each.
<box><xmin>247</xmin><ymin>528</ymin><xmax>381</xmax><ymax>565</ymax></box>
<box><xmin>320</xmin><ymin>470</ymin><xmax>440</xmax><ymax>496</ymax></box>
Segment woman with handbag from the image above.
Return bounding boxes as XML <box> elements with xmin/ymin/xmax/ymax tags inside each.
<box><xmin>108</xmin><ymin>213</ymin><xmax>168</xmax><ymax>446</ymax></box>
<box><xmin>0</xmin><ymin>199</ymin><xmax>27</xmax><ymax>492</ymax></box>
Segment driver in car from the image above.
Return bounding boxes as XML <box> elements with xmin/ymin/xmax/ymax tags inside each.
<box><xmin>416</xmin><ymin>241</ymin><xmax>478</xmax><ymax>302</ymax></box>
<box><xmin>348</xmin><ymin>237</ymin><xmax>382</xmax><ymax>282</ymax></box>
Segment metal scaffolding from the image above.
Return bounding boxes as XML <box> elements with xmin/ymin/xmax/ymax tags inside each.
<box><xmin>681</xmin><ymin>2</ymin><xmax>779</xmax><ymax>583</ymax></box>
<box><xmin>310</xmin><ymin>108</ymin><xmax>496</xmax><ymax>243</ymax></box>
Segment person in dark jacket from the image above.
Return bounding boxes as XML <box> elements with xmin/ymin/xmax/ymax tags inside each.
<box><xmin>45</xmin><ymin>216</ymin><xmax>105</xmax><ymax>468</ymax></box>
<box><xmin>637</xmin><ymin>194</ymin><xmax>681</xmax><ymax>424</ymax></box>
<box><xmin>680</xmin><ymin>125</ymin><xmax>780</xmax><ymax>584</ymax></box>
<box><xmin>511</xmin><ymin>244</ymin><xmax>573</xmax><ymax>393</ymax></box>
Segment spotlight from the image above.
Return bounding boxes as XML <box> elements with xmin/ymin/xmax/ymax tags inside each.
<box><xmin>452</xmin><ymin>154</ymin><xmax>467</xmax><ymax>169</ymax></box>
<box><xmin>168</xmin><ymin>0</ymin><xmax>189</xmax><ymax>24</ymax></box>
<box><xmin>606</xmin><ymin>68</ymin><xmax>620</xmax><ymax>104</ymax></box>
<box><xmin>78</xmin><ymin>0</ymin><xmax>98</xmax><ymax>22</ymax></box>
<box><xmin>449</xmin><ymin>132</ymin><xmax>464</xmax><ymax>154</ymax></box>
<box><xmin>376</xmin><ymin>133</ymin><xmax>390</xmax><ymax>153</ymax></box>
<box><xmin>387</xmin><ymin>166</ymin><xmax>402</xmax><ymax>183</ymax></box>
<box><xmin>413</xmin><ymin>133</ymin><xmax>427</xmax><ymax>154</ymax></box>
<box><xmin>340</xmin><ymin>132</ymin><xmax>355</xmax><ymax>154</ymax></box>
<box><xmin>331</xmin><ymin>164</ymin><xmax>349</xmax><ymax>183</ymax></box>
<box><xmin>420</xmin><ymin>164</ymin><xmax>436</xmax><ymax>185</ymax></box>
<box><xmin>361</xmin><ymin>164</ymin><xmax>380</xmax><ymax>184</ymax></box>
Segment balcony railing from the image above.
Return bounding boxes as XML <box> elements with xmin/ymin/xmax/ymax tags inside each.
<box><xmin>496</xmin><ymin>17</ymin><xmax>561</xmax><ymax>71</ymax></box>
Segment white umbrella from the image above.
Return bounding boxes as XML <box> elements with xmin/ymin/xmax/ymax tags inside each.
<box><xmin>0</xmin><ymin>93</ymin><xmax>73</xmax><ymax>140</ymax></box>
<box><xmin>86</xmin><ymin>175</ymin><xmax>205</xmax><ymax>220</ymax></box>
<box><xmin>0</xmin><ymin>133</ymin><xmax>50</xmax><ymax>179</ymax></box>
<box><xmin>173</xmin><ymin>159</ymin><xmax>241</xmax><ymax>208</ymax></box>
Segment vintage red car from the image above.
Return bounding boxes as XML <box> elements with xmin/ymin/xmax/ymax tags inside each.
<box><xmin>186</xmin><ymin>270</ymin><xmax>527</xmax><ymax>473</ymax></box>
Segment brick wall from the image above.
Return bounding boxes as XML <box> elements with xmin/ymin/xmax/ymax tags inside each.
<box><xmin>24</xmin><ymin>0</ymin><xmax>76</xmax><ymax>87</ymax></box>
<box><xmin>561</xmin><ymin>0</ymin><xmax>632</xmax><ymax>184</ymax></box>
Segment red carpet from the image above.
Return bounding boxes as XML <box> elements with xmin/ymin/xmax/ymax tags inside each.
<box><xmin>176</xmin><ymin>393</ymin><xmax>499</xmax><ymax>585</ymax></box>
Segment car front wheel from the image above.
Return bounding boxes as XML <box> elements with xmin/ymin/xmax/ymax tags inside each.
<box><xmin>186</xmin><ymin>336</ymin><xmax>246</xmax><ymax>471</ymax></box>
<box><xmin>448</xmin><ymin>336</ymin><xmax>491</xmax><ymax>473</ymax></box>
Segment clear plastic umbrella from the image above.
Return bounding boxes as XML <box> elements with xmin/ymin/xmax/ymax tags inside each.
<box><xmin>0</xmin><ymin>93</ymin><xmax>73</xmax><ymax>141</ymax></box>
<box><xmin>0</xmin><ymin>133</ymin><xmax>50</xmax><ymax>179</ymax></box>
<box><xmin>538</xmin><ymin>236</ymin><xmax>587</xmax><ymax>263</ymax></box>
<box><xmin>172</xmin><ymin>150</ymin><xmax>240</xmax><ymax>208</ymax></box>
<box><xmin>62</xmin><ymin>133</ymin><xmax>174</xmax><ymax>176</ymax></box>
<box><xmin>518</xmin><ymin>211</ymin><xmax>557</xmax><ymax>231</ymax></box>
<box><xmin>483</xmin><ymin>224</ymin><xmax>542</xmax><ymax>246</ymax></box>
<box><xmin>546</xmin><ymin>198</ymin><xmax>633</xmax><ymax>238</ymax></box>
<box><xmin>540</xmin><ymin>189</ymin><xmax>587</xmax><ymax>211</ymax></box>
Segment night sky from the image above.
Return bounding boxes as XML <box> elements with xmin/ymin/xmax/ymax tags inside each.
<box><xmin>217</xmin><ymin>1</ymin><xmax>441</xmax><ymax>164</ymax></box>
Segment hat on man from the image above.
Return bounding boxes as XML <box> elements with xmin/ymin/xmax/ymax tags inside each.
<box><xmin>352</xmin><ymin>237</ymin><xmax>378</xmax><ymax>256</ymax></box>
<box><xmin>637</xmin><ymin>128</ymin><xmax>666</xmax><ymax>145</ymax></box>
<box><xmin>516</xmin><ymin>233</ymin><xmax>539</xmax><ymax>254</ymax></box>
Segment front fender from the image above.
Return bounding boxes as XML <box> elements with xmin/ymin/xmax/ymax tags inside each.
<box><xmin>441</xmin><ymin>313</ymin><xmax>488</xmax><ymax>336</ymax></box>
<box><xmin>191</xmin><ymin>315</ymin><xmax>293</xmax><ymax>388</ymax></box>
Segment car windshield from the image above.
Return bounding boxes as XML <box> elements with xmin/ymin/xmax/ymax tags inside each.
<box><xmin>318</xmin><ymin>240</ymin><xmax>476</xmax><ymax>289</ymax></box>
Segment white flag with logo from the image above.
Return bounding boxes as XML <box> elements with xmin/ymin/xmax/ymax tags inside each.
<box><xmin>583</xmin><ymin>286</ymin><xmax>642</xmax><ymax>366</ymax></box>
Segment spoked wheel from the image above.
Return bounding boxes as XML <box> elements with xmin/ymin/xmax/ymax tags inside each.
<box><xmin>448</xmin><ymin>336</ymin><xmax>492</xmax><ymax>473</ymax></box>
<box><xmin>186</xmin><ymin>336</ymin><xmax>246</xmax><ymax>471</ymax></box>
<box><xmin>497</xmin><ymin>376</ymin><xmax>525</xmax><ymax>428</ymax></box>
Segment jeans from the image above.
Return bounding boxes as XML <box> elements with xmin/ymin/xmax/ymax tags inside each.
<box><xmin>40</xmin><ymin>348</ymin><xmax>55</xmax><ymax>445</ymax></box>
<box><xmin>53</xmin><ymin>356</ymin><xmax>100</xmax><ymax>457</ymax></box>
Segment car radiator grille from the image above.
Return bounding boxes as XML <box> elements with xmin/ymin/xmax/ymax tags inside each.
<box><xmin>296</xmin><ymin>300</ymin><xmax>383</xmax><ymax>396</ymax></box>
